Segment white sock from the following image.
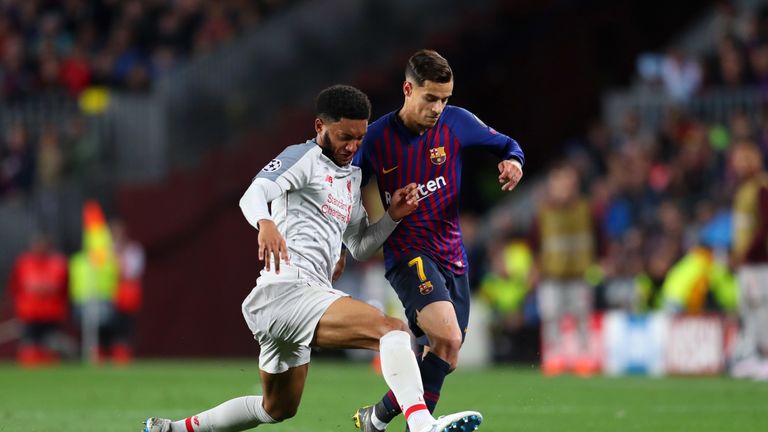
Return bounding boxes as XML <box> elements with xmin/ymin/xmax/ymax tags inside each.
<box><xmin>172</xmin><ymin>395</ymin><xmax>276</xmax><ymax>432</ymax></box>
<box><xmin>379</xmin><ymin>330</ymin><xmax>434</xmax><ymax>432</ymax></box>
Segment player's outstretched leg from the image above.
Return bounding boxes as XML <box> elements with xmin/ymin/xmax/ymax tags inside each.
<box><xmin>143</xmin><ymin>395</ymin><xmax>277</xmax><ymax>432</ymax></box>
<box><xmin>378</xmin><ymin>330</ymin><xmax>482</xmax><ymax>432</ymax></box>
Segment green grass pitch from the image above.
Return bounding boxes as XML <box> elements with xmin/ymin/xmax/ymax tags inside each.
<box><xmin>1</xmin><ymin>360</ymin><xmax>766</xmax><ymax>432</ymax></box>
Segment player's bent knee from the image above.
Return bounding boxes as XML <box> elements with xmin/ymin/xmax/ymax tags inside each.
<box><xmin>264</xmin><ymin>406</ymin><xmax>297</xmax><ymax>422</ymax></box>
<box><xmin>373</xmin><ymin>316</ymin><xmax>408</xmax><ymax>338</ymax></box>
<box><xmin>429</xmin><ymin>333</ymin><xmax>463</xmax><ymax>367</ymax></box>
<box><xmin>262</xmin><ymin>401</ymin><xmax>299</xmax><ymax>422</ymax></box>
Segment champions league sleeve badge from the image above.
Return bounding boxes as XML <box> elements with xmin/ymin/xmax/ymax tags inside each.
<box><xmin>262</xmin><ymin>159</ymin><xmax>282</xmax><ymax>172</ymax></box>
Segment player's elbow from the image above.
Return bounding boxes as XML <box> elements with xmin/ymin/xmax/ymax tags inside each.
<box><xmin>238</xmin><ymin>195</ymin><xmax>252</xmax><ymax>220</ymax></box>
<box><xmin>345</xmin><ymin>243</ymin><xmax>373</xmax><ymax>262</ymax></box>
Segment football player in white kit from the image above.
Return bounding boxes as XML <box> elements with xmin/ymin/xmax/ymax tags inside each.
<box><xmin>144</xmin><ymin>85</ymin><xmax>483</xmax><ymax>432</ymax></box>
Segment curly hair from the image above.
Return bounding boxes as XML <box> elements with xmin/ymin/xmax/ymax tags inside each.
<box><xmin>316</xmin><ymin>84</ymin><xmax>371</xmax><ymax>122</ymax></box>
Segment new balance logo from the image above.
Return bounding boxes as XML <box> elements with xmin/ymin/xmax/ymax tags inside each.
<box><xmin>385</xmin><ymin>176</ymin><xmax>447</xmax><ymax>205</ymax></box>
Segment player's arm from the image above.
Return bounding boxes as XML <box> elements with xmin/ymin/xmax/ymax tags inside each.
<box><xmin>239</xmin><ymin>178</ymin><xmax>290</xmax><ymax>272</ymax></box>
<box><xmin>239</xmin><ymin>146</ymin><xmax>314</xmax><ymax>273</ymax></box>
<box><xmin>343</xmin><ymin>183</ymin><xmax>419</xmax><ymax>261</ymax></box>
<box><xmin>450</xmin><ymin>106</ymin><xmax>525</xmax><ymax>191</ymax></box>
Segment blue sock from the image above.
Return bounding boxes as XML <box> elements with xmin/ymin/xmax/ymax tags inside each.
<box><xmin>420</xmin><ymin>351</ymin><xmax>452</xmax><ymax>413</ymax></box>
<box><xmin>375</xmin><ymin>348</ymin><xmax>453</xmax><ymax>424</ymax></box>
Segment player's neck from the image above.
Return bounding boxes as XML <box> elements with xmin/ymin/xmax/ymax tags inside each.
<box><xmin>316</xmin><ymin>136</ymin><xmax>345</xmax><ymax>167</ymax></box>
<box><xmin>397</xmin><ymin>108</ymin><xmax>428</xmax><ymax>136</ymax></box>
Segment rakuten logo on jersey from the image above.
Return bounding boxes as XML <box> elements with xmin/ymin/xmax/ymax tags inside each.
<box><xmin>385</xmin><ymin>176</ymin><xmax>447</xmax><ymax>205</ymax></box>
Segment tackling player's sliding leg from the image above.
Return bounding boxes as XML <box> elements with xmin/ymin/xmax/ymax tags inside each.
<box><xmin>144</xmin><ymin>296</ymin><xmax>481</xmax><ymax>432</ymax></box>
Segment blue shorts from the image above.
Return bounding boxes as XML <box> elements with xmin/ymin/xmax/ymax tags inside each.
<box><xmin>385</xmin><ymin>251</ymin><xmax>470</xmax><ymax>346</ymax></box>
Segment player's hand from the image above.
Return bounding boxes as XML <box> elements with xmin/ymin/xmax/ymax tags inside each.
<box><xmin>257</xmin><ymin>219</ymin><xmax>290</xmax><ymax>273</ymax></box>
<box><xmin>498</xmin><ymin>160</ymin><xmax>523</xmax><ymax>191</ymax></box>
<box><xmin>332</xmin><ymin>249</ymin><xmax>347</xmax><ymax>282</ymax></box>
<box><xmin>387</xmin><ymin>183</ymin><xmax>420</xmax><ymax>221</ymax></box>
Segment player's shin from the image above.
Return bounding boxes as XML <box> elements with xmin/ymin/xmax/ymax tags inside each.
<box><xmin>172</xmin><ymin>396</ymin><xmax>276</xmax><ymax>432</ymax></box>
<box><xmin>379</xmin><ymin>331</ymin><xmax>433</xmax><ymax>432</ymax></box>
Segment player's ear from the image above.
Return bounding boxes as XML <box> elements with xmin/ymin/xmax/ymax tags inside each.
<box><xmin>314</xmin><ymin>118</ymin><xmax>324</xmax><ymax>135</ymax></box>
<box><xmin>403</xmin><ymin>81</ymin><xmax>413</xmax><ymax>97</ymax></box>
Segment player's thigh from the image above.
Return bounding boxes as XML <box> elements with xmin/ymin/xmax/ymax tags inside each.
<box><xmin>386</xmin><ymin>252</ymin><xmax>453</xmax><ymax>340</ymax></box>
<box><xmin>312</xmin><ymin>296</ymin><xmax>406</xmax><ymax>351</ymax></box>
<box><xmin>260</xmin><ymin>363</ymin><xmax>309</xmax><ymax>420</ymax></box>
<box><xmin>416</xmin><ymin>300</ymin><xmax>463</xmax><ymax>343</ymax></box>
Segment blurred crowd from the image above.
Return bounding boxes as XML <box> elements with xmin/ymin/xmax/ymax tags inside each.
<box><xmin>1</xmin><ymin>0</ymin><xmax>294</xmax><ymax>205</ymax></box>
<box><xmin>639</xmin><ymin>1</ymin><xmax>768</xmax><ymax>100</ymax></box>
<box><xmin>0</xmin><ymin>0</ymin><xmax>291</xmax><ymax>99</ymax></box>
<box><xmin>472</xmin><ymin>0</ymin><xmax>768</xmax><ymax>375</ymax></box>
<box><xmin>0</xmin><ymin>117</ymin><xmax>100</xmax><ymax>201</ymax></box>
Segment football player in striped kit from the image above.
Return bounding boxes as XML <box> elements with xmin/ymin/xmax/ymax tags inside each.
<box><xmin>351</xmin><ymin>50</ymin><xmax>525</xmax><ymax>431</ymax></box>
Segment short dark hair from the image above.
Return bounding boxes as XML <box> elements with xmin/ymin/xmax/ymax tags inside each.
<box><xmin>405</xmin><ymin>49</ymin><xmax>453</xmax><ymax>86</ymax></box>
<box><xmin>316</xmin><ymin>84</ymin><xmax>371</xmax><ymax>122</ymax></box>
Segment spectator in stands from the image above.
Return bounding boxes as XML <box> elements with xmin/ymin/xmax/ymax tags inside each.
<box><xmin>60</xmin><ymin>43</ymin><xmax>92</xmax><ymax>95</ymax></box>
<box><xmin>713</xmin><ymin>36</ymin><xmax>751</xmax><ymax>87</ymax></box>
<box><xmin>600</xmin><ymin>227</ymin><xmax>645</xmax><ymax>311</ymax></box>
<box><xmin>660</xmin><ymin>47</ymin><xmax>702</xmax><ymax>102</ymax></box>
<box><xmin>603</xmin><ymin>146</ymin><xmax>659</xmax><ymax>240</ymax></box>
<box><xmin>479</xmin><ymin>237</ymin><xmax>537</xmax><ymax>363</ymax></box>
<box><xmin>0</xmin><ymin>124</ymin><xmax>35</xmax><ymax>199</ymax></box>
<box><xmin>749</xmin><ymin>41</ymin><xmax>768</xmax><ymax>95</ymax></box>
<box><xmin>110</xmin><ymin>218</ymin><xmax>145</xmax><ymax>365</ymax></box>
<box><xmin>729</xmin><ymin>141</ymin><xmax>768</xmax><ymax>379</ymax></box>
<box><xmin>660</xmin><ymin>242</ymin><xmax>737</xmax><ymax>314</ymax></box>
<box><xmin>1</xmin><ymin>34</ymin><xmax>34</xmax><ymax>101</ymax></box>
<box><xmin>36</xmin><ymin>124</ymin><xmax>63</xmax><ymax>189</ymax></box>
<box><xmin>8</xmin><ymin>233</ymin><xmax>69</xmax><ymax>366</ymax></box>
<box><xmin>530</xmin><ymin>162</ymin><xmax>599</xmax><ymax>375</ymax></box>
<box><xmin>635</xmin><ymin>244</ymin><xmax>677</xmax><ymax>312</ymax></box>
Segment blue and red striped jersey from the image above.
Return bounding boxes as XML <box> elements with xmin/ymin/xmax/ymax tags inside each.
<box><xmin>353</xmin><ymin>105</ymin><xmax>525</xmax><ymax>275</ymax></box>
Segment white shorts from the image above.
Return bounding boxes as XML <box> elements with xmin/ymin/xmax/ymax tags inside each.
<box><xmin>241</xmin><ymin>266</ymin><xmax>347</xmax><ymax>374</ymax></box>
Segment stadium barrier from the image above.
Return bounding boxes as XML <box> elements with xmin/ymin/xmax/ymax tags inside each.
<box><xmin>602</xmin><ymin>87</ymin><xmax>763</xmax><ymax>133</ymax></box>
<box><xmin>545</xmin><ymin>312</ymin><xmax>738</xmax><ymax>376</ymax></box>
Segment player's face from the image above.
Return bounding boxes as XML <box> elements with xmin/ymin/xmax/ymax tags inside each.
<box><xmin>405</xmin><ymin>79</ymin><xmax>453</xmax><ymax>129</ymax></box>
<box><xmin>316</xmin><ymin>117</ymin><xmax>368</xmax><ymax>166</ymax></box>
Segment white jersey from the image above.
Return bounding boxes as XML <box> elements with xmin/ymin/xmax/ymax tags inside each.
<box><xmin>240</xmin><ymin>139</ymin><xmax>398</xmax><ymax>286</ymax></box>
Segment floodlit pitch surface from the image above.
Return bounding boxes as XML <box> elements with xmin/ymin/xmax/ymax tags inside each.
<box><xmin>0</xmin><ymin>360</ymin><xmax>766</xmax><ymax>431</ymax></box>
